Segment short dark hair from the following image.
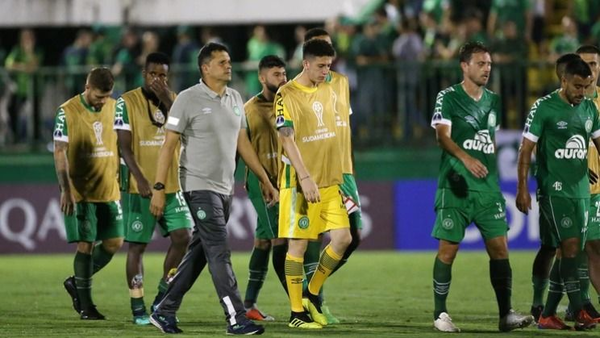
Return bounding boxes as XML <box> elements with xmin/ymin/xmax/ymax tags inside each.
<box><xmin>459</xmin><ymin>41</ymin><xmax>489</xmax><ymax>63</ymax></box>
<box><xmin>87</xmin><ymin>67</ymin><xmax>114</xmax><ymax>92</ymax></box>
<box><xmin>259</xmin><ymin>55</ymin><xmax>286</xmax><ymax>71</ymax></box>
<box><xmin>576</xmin><ymin>45</ymin><xmax>600</xmax><ymax>55</ymax></box>
<box><xmin>197</xmin><ymin>42</ymin><xmax>229</xmax><ymax>72</ymax></box>
<box><xmin>302</xmin><ymin>39</ymin><xmax>336</xmax><ymax>60</ymax></box>
<box><xmin>564</xmin><ymin>58</ymin><xmax>593</xmax><ymax>79</ymax></box>
<box><xmin>555</xmin><ymin>53</ymin><xmax>581</xmax><ymax>79</ymax></box>
<box><xmin>304</xmin><ymin>28</ymin><xmax>330</xmax><ymax>41</ymax></box>
<box><xmin>145</xmin><ymin>52</ymin><xmax>170</xmax><ymax>69</ymax></box>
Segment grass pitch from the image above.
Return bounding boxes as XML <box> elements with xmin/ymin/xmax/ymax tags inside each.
<box><xmin>0</xmin><ymin>251</ymin><xmax>598</xmax><ymax>337</ymax></box>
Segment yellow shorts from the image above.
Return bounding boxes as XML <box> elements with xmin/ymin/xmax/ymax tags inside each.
<box><xmin>278</xmin><ymin>185</ymin><xmax>350</xmax><ymax>240</ymax></box>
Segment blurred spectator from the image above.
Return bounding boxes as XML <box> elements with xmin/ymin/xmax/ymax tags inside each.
<box><xmin>171</xmin><ymin>25</ymin><xmax>200</xmax><ymax>92</ymax></box>
<box><xmin>464</xmin><ymin>9</ymin><xmax>487</xmax><ymax>44</ymax></box>
<box><xmin>572</xmin><ymin>0</ymin><xmax>600</xmax><ymax>41</ymax></box>
<box><xmin>289</xmin><ymin>25</ymin><xmax>306</xmax><ymax>70</ymax></box>
<box><xmin>487</xmin><ymin>0</ymin><xmax>533</xmax><ymax>41</ymax></box>
<box><xmin>420</xmin><ymin>11</ymin><xmax>442</xmax><ymax>58</ymax></box>
<box><xmin>87</xmin><ymin>26</ymin><xmax>113</xmax><ymax>66</ymax></box>
<box><xmin>422</xmin><ymin>0</ymin><xmax>450</xmax><ymax>28</ymax></box>
<box><xmin>549</xmin><ymin>16</ymin><xmax>580</xmax><ymax>62</ymax></box>
<box><xmin>392</xmin><ymin>18</ymin><xmax>424</xmax><ymax>61</ymax></box>
<box><xmin>112</xmin><ymin>28</ymin><xmax>140</xmax><ymax>93</ymax></box>
<box><xmin>5</xmin><ymin>28</ymin><xmax>43</xmax><ymax>143</ymax></box>
<box><xmin>436</xmin><ymin>20</ymin><xmax>466</xmax><ymax>60</ymax></box>
<box><xmin>137</xmin><ymin>31</ymin><xmax>160</xmax><ymax>67</ymax></box>
<box><xmin>61</xmin><ymin>29</ymin><xmax>93</xmax><ymax>97</ymax></box>
<box><xmin>374</xmin><ymin>8</ymin><xmax>398</xmax><ymax>51</ymax></box>
<box><xmin>0</xmin><ymin>43</ymin><xmax>13</xmax><ymax>146</ymax></box>
<box><xmin>245</xmin><ymin>25</ymin><xmax>285</xmax><ymax>96</ymax></box>
<box><xmin>200</xmin><ymin>27</ymin><xmax>225</xmax><ymax>46</ymax></box>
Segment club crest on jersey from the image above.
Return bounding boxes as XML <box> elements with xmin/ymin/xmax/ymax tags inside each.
<box><xmin>312</xmin><ymin>101</ymin><xmax>325</xmax><ymax>127</ymax></box>
<box><xmin>233</xmin><ymin>106</ymin><xmax>241</xmax><ymax>116</ymax></box>
<box><xmin>555</xmin><ymin>135</ymin><xmax>587</xmax><ymax>159</ymax></box>
<box><xmin>154</xmin><ymin>110</ymin><xmax>165</xmax><ymax>124</ymax></box>
<box><xmin>487</xmin><ymin>112</ymin><xmax>496</xmax><ymax>127</ymax></box>
<box><xmin>586</xmin><ymin>119</ymin><xmax>593</xmax><ymax>133</ymax></box>
<box><xmin>463</xmin><ymin>130</ymin><xmax>494</xmax><ymax>154</ymax></box>
<box><xmin>298</xmin><ymin>216</ymin><xmax>310</xmax><ymax>229</ymax></box>
<box><xmin>131</xmin><ymin>220</ymin><xmax>143</xmax><ymax>232</ymax></box>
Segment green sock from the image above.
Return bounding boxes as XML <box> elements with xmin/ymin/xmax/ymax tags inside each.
<box><xmin>490</xmin><ymin>259</ymin><xmax>512</xmax><ymax>318</ymax></box>
<box><xmin>303</xmin><ymin>241</ymin><xmax>322</xmax><ymax>290</ymax></box>
<box><xmin>157</xmin><ymin>278</ymin><xmax>168</xmax><ymax>294</ymax></box>
<box><xmin>131</xmin><ymin>297</ymin><xmax>146</xmax><ymax>316</ymax></box>
<box><xmin>244</xmin><ymin>246</ymin><xmax>270</xmax><ymax>308</ymax></box>
<box><xmin>561</xmin><ymin>257</ymin><xmax>583</xmax><ymax>314</ymax></box>
<box><xmin>578</xmin><ymin>253</ymin><xmax>590</xmax><ymax>303</ymax></box>
<box><xmin>74</xmin><ymin>251</ymin><xmax>94</xmax><ymax>309</ymax></box>
<box><xmin>433</xmin><ymin>257</ymin><xmax>452</xmax><ymax>319</ymax></box>
<box><xmin>271</xmin><ymin>244</ymin><xmax>288</xmax><ymax>294</ymax></box>
<box><xmin>542</xmin><ymin>259</ymin><xmax>564</xmax><ymax>317</ymax></box>
<box><xmin>531</xmin><ymin>275</ymin><xmax>549</xmax><ymax>307</ymax></box>
<box><xmin>92</xmin><ymin>243</ymin><xmax>114</xmax><ymax>275</ymax></box>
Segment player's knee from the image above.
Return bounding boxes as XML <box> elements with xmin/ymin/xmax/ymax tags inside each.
<box><xmin>255</xmin><ymin>239</ymin><xmax>271</xmax><ymax>250</ymax></box>
<box><xmin>331</xmin><ymin>230</ymin><xmax>352</xmax><ymax>253</ymax></box>
<box><xmin>586</xmin><ymin>240</ymin><xmax>600</xmax><ymax>256</ymax></box>
<box><xmin>170</xmin><ymin>229</ymin><xmax>191</xmax><ymax>249</ymax></box>
<box><xmin>539</xmin><ymin>245</ymin><xmax>557</xmax><ymax>258</ymax></box>
<box><xmin>127</xmin><ymin>242</ymin><xmax>146</xmax><ymax>255</ymax></box>
<box><xmin>102</xmin><ymin>237</ymin><xmax>124</xmax><ymax>254</ymax></box>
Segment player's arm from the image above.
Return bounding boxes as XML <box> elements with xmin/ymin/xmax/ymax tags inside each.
<box><xmin>53</xmin><ymin>141</ymin><xmax>75</xmax><ymax>215</ymax></box>
<box><xmin>237</xmin><ymin>130</ymin><xmax>279</xmax><ymax>206</ymax></box>
<box><xmin>516</xmin><ymin>138</ymin><xmax>536</xmax><ymax>214</ymax></box>
<box><xmin>435</xmin><ymin>124</ymin><xmax>488</xmax><ymax>178</ymax></box>
<box><xmin>278</xmin><ymin>127</ymin><xmax>320</xmax><ymax>203</ymax></box>
<box><xmin>117</xmin><ymin>130</ymin><xmax>151</xmax><ymax>198</ymax></box>
<box><xmin>149</xmin><ymin>130</ymin><xmax>179</xmax><ymax>217</ymax></box>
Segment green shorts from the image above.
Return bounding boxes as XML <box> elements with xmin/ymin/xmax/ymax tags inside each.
<box><xmin>539</xmin><ymin>196</ymin><xmax>588</xmax><ymax>248</ymax></box>
<box><xmin>247</xmin><ymin>172</ymin><xmax>279</xmax><ymax>240</ymax></box>
<box><xmin>431</xmin><ymin>189</ymin><xmax>508</xmax><ymax>243</ymax></box>
<box><xmin>64</xmin><ymin>201</ymin><xmax>124</xmax><ymax>243</ymax></box>
<box><xmin>589</xmin><ymin>194</ymin><xmax>600</xmax><ymax>241</ymax></box>
<box><xmin>123</xmin><ymin>191</ymin><xmax>193</xmax><ymax>244</ymax></box>
<box><xmin>339</xmin><ymin>173</ymin><xmax>363</xmax><ymax>230</ymax></box>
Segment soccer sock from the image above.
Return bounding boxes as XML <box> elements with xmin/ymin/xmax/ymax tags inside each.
<box><xmin>308</xmin><ymin>245</ymin><xmax>342</xmax><ymax>296</ymax></box>
<box><xmin>91</xmin><ymin>243</ymin><xmax>114</xmax><ymax>275</ymax></box>
<box><xmin>272</xmin><ymin>244</ymin><xmax>289</xmax><ymax>294</ymax></box>
<box><xmin>74</xmin><ymin>251</ymin><xmax>94</xmax><ymax>310</ymax></box>
<box><xmin>561</xmin><ymin>257</ymin><xmax>583</xmax><ymax>314</ymax></box>
<box><xmin>542</xmin><ymin>259</ymin><xmax>564</xmax><ymax>317</ymax></box>
<box><xmin>489</xmin><ymin>259</ymin><xmax>512</xmax><ymax>318</ymax></box>
<box><xmin>531</xmin><ymin>275</ymin><xmax>549</xmax><ymax>307</ymax></box>
<box><xmin>130</xmin><ymin>295</ymin><xmax>146</xmax><ymax>316</ymax></box>
<box><xmin>578</xmin><ymin>253</ymin><xmax>591</xmax><ymax>304</ymax></box>
<box><xmin>303</xmin><ymin>240</ymin><xmax>321</xmax><ymax>286</ymax></box>
<box><xmin>433</xmin><ymin>256</ymin><xmax>452</xmax><ymax>319</ymax></box>
<box><xmin>285</xmin><ymin>254</ymin><xmax>304</xmax><ymax>313</ymax></box>
<box><xmin>244</xmin><ymin>246</ymin><xmax>270</xmax><ymax>308</ymax></box>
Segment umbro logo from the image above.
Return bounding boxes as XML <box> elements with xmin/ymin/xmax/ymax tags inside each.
<box><xmin>557</xmin><ymin>121</ymin><xmax>568</xmax><ymax>129</ymax></box>
<box><xmin>202</xmin><ymin>107</ymin><xmax>212</xmax><ymax>114</ymax></box>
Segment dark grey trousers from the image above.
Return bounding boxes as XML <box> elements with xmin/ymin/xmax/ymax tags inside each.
<box><xmin>155</xmin><ymin>190</ymin><xmax>246</xmax><ymax>325</ymax></box>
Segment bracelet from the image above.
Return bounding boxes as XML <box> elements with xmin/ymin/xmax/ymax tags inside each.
<box><xmin>299</xmin><ymin>176</ymin><xmax>310</xmax><ymax>181</ymax></box>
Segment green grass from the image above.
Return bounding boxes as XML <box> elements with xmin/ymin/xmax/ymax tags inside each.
<box><xmin>0</xmin><ymin>251</ymin><xmax>597</xmax><ymax>337</ymax></box>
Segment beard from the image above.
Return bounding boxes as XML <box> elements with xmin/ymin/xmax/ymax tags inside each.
<box><xmin>266</xmin><ymin>83</ymin><xmax>280</xmax><ymax>95</ymax></box>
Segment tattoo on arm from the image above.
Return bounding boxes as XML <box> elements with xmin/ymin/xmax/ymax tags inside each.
<box><xmin>54</xmin><ymin>142</ymin><xmax>71</xmax><ymax>192</ymax></box>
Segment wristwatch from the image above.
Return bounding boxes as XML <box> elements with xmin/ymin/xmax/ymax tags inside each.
<box><xmin>153</xmin><ymin>182</ymin><xmax>165</xmax><ymax>191</ymax></box>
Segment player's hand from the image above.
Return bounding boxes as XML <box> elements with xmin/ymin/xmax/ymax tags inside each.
<box><xmin>60</xmin><ymin>190</ymin><xmax>76</xmax><ymax>216</ymax></box>
<box><xmin>462</xmin><ymin>156</ymin><xmax>488</xmax><ymax>178</ymax></box>
<box><xmin>137</xmin><ymin>177</ymin><xmax>152</xmax><ymax>198</ymax></box>
<box><xmin>516</xmin><ymin>188</ymin><xmax>531</xmax><ymax>215</ymax></box>
<box><xmin>149</xmin><ymin>78</ymin><xmax>171</xmax><ymax>104</ymax></box>
<box><xmin>300</xmin><ymin>177</ymin><xmax>320</xmax><ymax>203</ymax></box>
<box><xmin>150</xmin><ymin>190</ymin><xmax>166</xmax><ymax>218</ymax></box>
<box><xmin>590</xmin><ymin>169</ymin><xmax>599</xmax><ymax>185</ymax></box>
<box><xmin>261</xmin><ymin>182</ymin><xmax>279</xmax><ymax>207</ymax></box>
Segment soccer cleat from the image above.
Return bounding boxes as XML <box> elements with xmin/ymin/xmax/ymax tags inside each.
<box><xmin>322</xmin><ymin>304</ymin><xmax>340</xmax><ymax>324</ymax></box>
<box><xmin>226</xmin><ymin>321</ymin><xmax>265</xmax><ymax>335</ymax></box>
<box><xmin>564</xmin><ymin>307</ymin><xmax>575</xmax><ymax>322</ymax></box>
<box><xmin>537</xmin><ymin>314</ymin><xmax>573</xmax><ymax>330</ymax></box>
<box><xmin>584</xmin><ymin>303</ymin><xmax>600</xmax><ymax>322</ymax></box>
<box><xmin>498</xmin><ymin>309</ymin><xmax>534</xmax><ymax>332</ymax></box>
<box><xmin>575</xmin><ymin>309</ymin><xmax>597</xmax><ymax>331</ymax></box>
<box><xmin>302</xmin><ymin>295</ymin><xmax>327</xmax><ymax>326</ymax></box>
<box><xmin>433</xmin><ymin>312</ymin><xmax>460</xmax><ymax>333</ymax></box>
<box><xmin>133</xmin><ymin>312</ymin><xmax>151</xmax><ymax>325</ymax></box>
<box><xmin>63</xmin><ymin>276</ymin><xmax>81</xmax><ymax>314</ymax></box>
<box><xmin>288</xmin><ymin>311</ymin><xmax>322</xmax><ymax>329</ymax></box>
<box><xmin>530</xmin><ymin>305</ymin><xmax>543</xmax><ymax>323</ymax></box>
<box><xmin>150</xmin><ymin>313</ymin><xmax>183</xmax><ymax>334</ymax></box>
<box><xmin>80</xmin><ymin>305</ymin><xmax>106</xmax><ymax>320</ymax></box>
<box><xmin>245</xmin><ymin>305</ymin><xmax>275</xmax><ymax>321</ymax></box>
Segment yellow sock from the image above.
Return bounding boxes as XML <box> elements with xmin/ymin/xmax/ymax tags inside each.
<box><xmin>285</xmin><ymin>253</ymin><xmax>304</xmax><ymax>312</ymax></box>
<box><xmin>308</xmin><ymin>245</ymin><xmax>342</xmax><ymax>296</ymax></box>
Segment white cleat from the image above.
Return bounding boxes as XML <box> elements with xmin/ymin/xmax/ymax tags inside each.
<box><xmin>498</xmin><ymin>309</ymin><xmax>534</xmax><ymax>332</ymax></box>
<box><xmin>434</xmin><ymin>312</ymin><xmax>461</xmax><ymax>333</ymax></box>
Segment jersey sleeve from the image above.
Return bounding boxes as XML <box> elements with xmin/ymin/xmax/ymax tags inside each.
<box><xmin>53</xmin><ymin>107</ymin><xmax>68</xmax><ymax>143</ymax></box>
<box><xmin>165</xmin><ymin>92</ymin><xmax>189</xmax><ymax>134</ymax></box>
<box><xmin>591</xmin><ymin>101</ymin><xmax>600</xmax><ymax>140</ymax></box>
<box><xmin>275</xmin><ymin>91</ymin><xmax>294</xmax><ymax>129</ymax></box>
<box><xmin>240</xmin><ymin>105</ymin><xmax>248</xmax><ymax>130</ymax></box>
<box><xmin>113</xmin><ymin>97</ymin><xmax>131</xmax><ymax>131</ymax></box>
<box><xmin>430</xmin><ymin>90</ymin><xmax>452</xmax><ymax>128</ymax></box>
<box><xmin>523</xmin><ymin>100</ymin><xmax>544</xmax><ymax>143</ymax></box>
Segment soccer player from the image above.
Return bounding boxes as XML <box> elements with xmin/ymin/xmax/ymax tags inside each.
<box><xmin>148</xmin><ymin>43</ymin><xmax>277</xmax><ymax>335</ymax></box>
<box><xmin>517</xmin><ymin>57</ymin><xmax>600</xmax><ymax>330</ymax></box>
<box><xmin>54</xmin><ymin>67</ymin><xmax>123</xmax><ymax>320</ymax></box>
<box><xmin>299</xmin><ymin>27</ymin><xmax>362</xmax><ymax>324</ymax></box>
<box><xmin>242</xmin><ymin>55</ymin><xmax>288</xmax><ymax>321</ymax></box>
<box><xmin>114</xmin><ymin>52</ymin><xmax>192</xmax><ymax>325</ymax></box>
<box><xmin>276</xmin><ymin>38</ymin><xmax>352</xmax><ymax>329</ymax></box>
<box><xmin>430</xmin><ymin>42</ymin><xmax>533</xmax><ymax>332</ymax></box>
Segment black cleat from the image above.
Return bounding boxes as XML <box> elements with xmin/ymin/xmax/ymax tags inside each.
<box><xmin>150</xmin><ymin>312</ymin><xmax>182</xmax><ymax>334</ymax></box>
<box><xmin>80</xmin><ymin>305</ymin><xmax>106</xmax><ymax>320</ymax></box>
<box><xmin>530</xmin><ymin>305</ymin><xmax>544</xmax><ymax>323</ymax></box>
<box><xmin>584</xmin><ymin>302</ymin><xmax>600</xmax><ymax>319</ymax></box>
<box><xmin>226</xmin><ymin>320</ymin><xmax>265</xmax><ymax>335</ymax></box>
<box><xmin>63</xmin><ymin>276</ymin><xmax>81</xmax><ymax>314</ymax></box>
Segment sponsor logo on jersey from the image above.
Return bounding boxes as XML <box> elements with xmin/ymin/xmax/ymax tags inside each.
<box><xmin>54</xmin><ymin>108</ymin><xmax>66</xmax><ymax>138</ymax></box>
<box><xmin>555</xmin><ymin>135</ymin><xmax>587</xmax><ymax>159</ymax></box>
<box><xmin>202</xmin><ymin>107</ymin><xmax>212</xmax><ymax>115</ymax></box>
<box><xmin>463</xmin><ymin>130</ymin><xmax>495</xmax><ymax>154</ymax></box>
<box><xmin>115</xmin><ymin>98</ymin><xmax>125</xmax><ymax>127</ymax></box>
<box><xmin>557</xmin><ymin>121</ymin><xmax>568</xmax><ymax>129</ymax></box>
